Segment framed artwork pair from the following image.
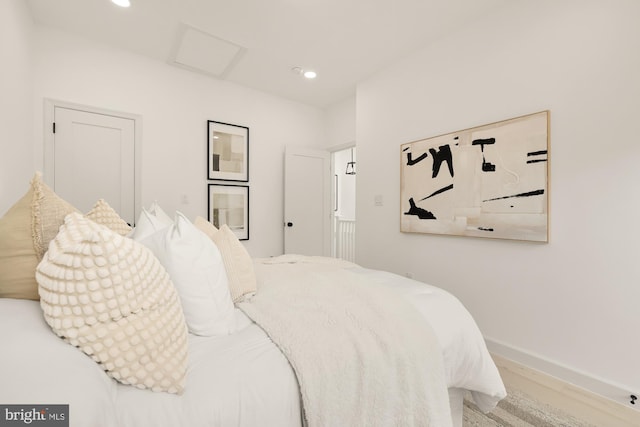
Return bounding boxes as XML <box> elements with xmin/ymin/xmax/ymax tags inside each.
<box><xmin>207</xmin><ymin>120</ymin><xmax>249</xmax><ymax>240</ymax></box>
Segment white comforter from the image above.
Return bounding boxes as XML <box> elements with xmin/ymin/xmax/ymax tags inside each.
<box><xmin>240</xmin><ymin>267</ymin><xmax>451</xmax><ymax>427</ymax></box>
<box><xmin>253</xmin><ymin>256</ymin><xmax>506</xmax><ymax>412</ymax></box>
<box><xmin>0</xmin><ymin>257</ymin><xmax>505</xmax><ymax>427</ymax></box>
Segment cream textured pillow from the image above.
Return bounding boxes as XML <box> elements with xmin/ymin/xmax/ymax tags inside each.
<box><xmin>36</xmin><ymin>213</ymin><xmax>188</xmax><ymax>394</ymax></box>
<box><xmin>135</xmin><ymin>212</ymin><xmax>236</xmax><ymax>336</ymax></box>
<box><xmin>86</xmin><ymin>199</ymin><xmax>132</xmax><ymax>236</ymax></box>
<box><xmin>194</xmin><ymin>217</ymin><xmax>257</xmax><ymax>303</ymax></box>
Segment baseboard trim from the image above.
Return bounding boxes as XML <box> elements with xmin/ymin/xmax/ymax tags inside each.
<box><xmin>487</xmin><ymin>339</ymin><xmax>640</xmax><ymax>426</ymax></box>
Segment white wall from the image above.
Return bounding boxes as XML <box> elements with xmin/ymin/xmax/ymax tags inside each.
<box><xmin>325</xmin><ymin>96</ymin><xmax>356</xmax><ymax>148</ymax></box>
<box><xmin>30</xmin><ymin>27</ymin><xmax>326</xmax><ymax>258</ymax></box>
<box><xmin>356</xmin><ymin>0</ymin><xmax>640</xmax><ymax>400</ymax></box>
<box><xmin>0</xmin><ymin>0</ymin><xmax>34</xmax><ymax>215</ymax></box>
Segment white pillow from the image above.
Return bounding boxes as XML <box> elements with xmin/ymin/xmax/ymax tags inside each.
<box><xmin>128</xmin><ymin>206</ymin><xmax>173</xmax><ymax>241</ymax></box>
<box><xmin>147</xmin><ymin>201</ymin><xmax>173</xmax><ymax>225</ymax></box>
<box><xmin>36</xmin><ymin>213</ymin><xmax>188</xmax><ymax>394</ymax></box>
<box><xmin>134</xmin><ymin>212</ymin><xmax>235</xmax><ymax>336</ymax></box>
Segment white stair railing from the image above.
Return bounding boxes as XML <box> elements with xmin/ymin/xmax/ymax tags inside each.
<box><xmin>335</xmin><ymin>218</ymin><xmax>356</xmax><ymax>262</ymax></box>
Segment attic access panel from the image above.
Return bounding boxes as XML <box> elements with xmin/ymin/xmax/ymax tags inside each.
<box><xmin>170</xmin><ymin>23</ymin><xmax>245</xmax><ymax>78</ymax></box>
<box><xmin>400</xmin><ymin>111</ymin><xmax>549</xmax><ymax>242</ymax></box>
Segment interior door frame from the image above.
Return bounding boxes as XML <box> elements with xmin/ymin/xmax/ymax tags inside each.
<box><xmin>43</xmin><ymin>98</ymin><xmax>143</xmax><ymax>221</ymax></box>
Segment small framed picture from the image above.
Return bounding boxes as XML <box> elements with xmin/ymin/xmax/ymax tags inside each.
<box><xmin>207</xmin><ymin>184</ymin><xmax>249</xmax><ymax>240</ymax></box>
<box><xmin>207</xmin><ymin>120</ymin><xmax>249</xmax><ymax>182</ymax></box>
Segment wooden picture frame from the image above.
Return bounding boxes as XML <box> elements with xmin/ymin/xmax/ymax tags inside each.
<box><xmin>400</xmin><ymin>111</ymin><xmax>549</xmax><ymax>242</ymax></box>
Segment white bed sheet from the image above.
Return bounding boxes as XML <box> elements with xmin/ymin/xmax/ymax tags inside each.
<box><xmin>0</xmin><ymin>300</ymin><xmax>301</xmax><ymax>427</ymax></box>
<box><xmin>0</xmin><ymin>298</ymin><xmax>120</xmax><ymax>426</ymax></box>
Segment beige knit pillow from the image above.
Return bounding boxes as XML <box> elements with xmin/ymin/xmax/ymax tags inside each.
<box><xmin>36</xmin><ymin>213</ymin><xmax>189</xmax><ymax>394</ymax></box>
<box><xmin>31</xmin><ymin>172</ymin><xmax>80</xmax><ymax>260</ymax></box>
<box><xmin>194</xmin><ymin>216</ymin><xmax>256</xmax><ymax>302</ymax></box>
<box><xmin>0</xmin><ymin>185</ymin><xmax>40</xmax><ymax>300</ymax></box>
<box><xmin>86</xmin><ymin>199</ymin><xmax>132</xmax><ymax>236</ymax></box>
<box><xmin>0</xmin><ymin>173</ymin><xmax>78</xmax><ymax>300</ymax></box>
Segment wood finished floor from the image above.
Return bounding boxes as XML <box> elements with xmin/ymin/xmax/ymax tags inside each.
<box><xmin>490</xmin><ymin>354</ymin><xmax>640</xmax><ymax>427</ymax></box>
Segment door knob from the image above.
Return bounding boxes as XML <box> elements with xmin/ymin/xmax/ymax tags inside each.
<box><xmin>286</xmin><ymin>222</ymin><xmax>293</xmax><ymax>227</ymax></box>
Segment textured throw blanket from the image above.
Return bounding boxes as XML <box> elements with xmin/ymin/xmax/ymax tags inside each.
<box><xmin>238</xmin><ymin>265</ymin><xmax>452</xmax><ymax>427</ymax></box>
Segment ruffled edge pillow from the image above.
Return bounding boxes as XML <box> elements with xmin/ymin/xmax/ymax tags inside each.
<box><xmin>194</xmin><ymin>216</ymin><xmax>257</xmax><ymax>303</ymax></box>
<box><xmin>36</xmin><ymin>213</ymin><xmax>189</xmax><ymax>394</ymax></box>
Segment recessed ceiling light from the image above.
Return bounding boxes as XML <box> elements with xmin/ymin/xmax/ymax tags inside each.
<box><xmin>291</xmin><ymin>66</ymin><xmax>317</xmax><ymax>80</ymax></box>
<box><xmin>111</xmin><ymin>0</ymin><xmax>131</xmax><ymax>7</ymax></box>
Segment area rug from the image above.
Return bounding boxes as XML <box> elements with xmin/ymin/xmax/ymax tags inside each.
<box><xmin>463</xmin><ymin>388</ymin><xmax>597</xmax><ymax>427</ymax></box>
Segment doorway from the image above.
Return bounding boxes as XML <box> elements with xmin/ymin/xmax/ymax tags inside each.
<box><xmin>282</xmin><ymin>144</ymin><xmax>356</xmax><ymax>261</ymax></box>
<box><xmin>331</xmin><ymin>146</ymin><xmax>356</xmax><ymax>262</ymax></box>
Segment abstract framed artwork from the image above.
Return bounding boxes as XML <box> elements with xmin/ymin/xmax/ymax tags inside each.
<box><xmin>207</xmin><ymin>120</ymin><xmax>249</xmax><ymax>182</ymax></box>
<box><xmin>400</xmin><ymin>110</ymin><xmax>549</xmax><ymax>242</ymax></box>
<box><xmin>208</xmin><ymin>184</ymin><xmax>249</xmax><ymax>240</ymax></box>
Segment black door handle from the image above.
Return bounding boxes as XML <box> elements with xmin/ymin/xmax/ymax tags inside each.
<box><xmin>286</xmin><ymin>222</ymin><xmax>293</xmax><ymax>227</ymax></box>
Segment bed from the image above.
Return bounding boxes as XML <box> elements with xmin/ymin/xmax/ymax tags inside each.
<box><xmin>0</xmin><ymin>174</ymin><xmax>506</xmax><ymax>427</ymax></box>
<box><xmin>0</xmin><ymin>255</ymin><xmax>505</xmax><ymax>427</ymax></box>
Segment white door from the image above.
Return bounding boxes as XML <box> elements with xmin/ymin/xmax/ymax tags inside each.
<box><xmin>45</xmin><ymin>105</ymin><xmax>136</xmax><ymax>225</ymax></box>
<box><xmin>284</xmin><ymin>146</ymin><xmax>330</xmax><ymax>256</ymax></box>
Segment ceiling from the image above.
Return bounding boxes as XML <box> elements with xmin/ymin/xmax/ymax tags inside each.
<box><xmin>26</xmin><ymin>0</ymin><xmax>509</xmax><ymax>108</ymax></box>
